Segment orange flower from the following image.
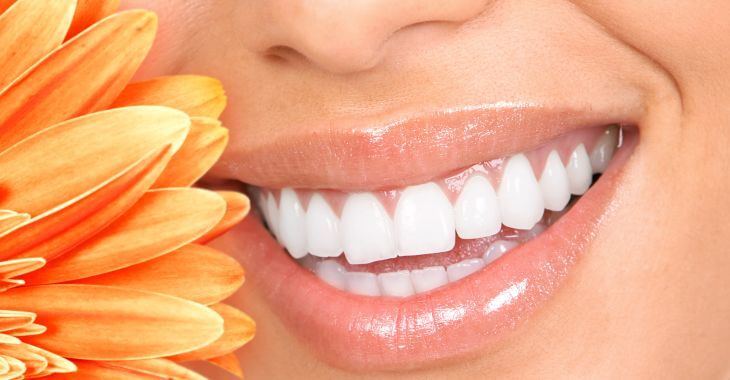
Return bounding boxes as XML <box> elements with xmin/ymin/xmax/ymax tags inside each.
<box><xmin>0</xmin><ymin>0</ymin><xmax>254</xmax><ymax>378</ymax></box>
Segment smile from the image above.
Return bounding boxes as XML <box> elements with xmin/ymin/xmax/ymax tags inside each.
<box><xmin>225</xmin><ymin>103</ymin><xmax>640</xmax><ymax>370</ymax></box>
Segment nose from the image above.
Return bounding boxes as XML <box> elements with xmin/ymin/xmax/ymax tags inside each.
<box><xmin>245</xmin><ymin>0</ymin><xmax>489</xmax><ymax>74</ymax></box>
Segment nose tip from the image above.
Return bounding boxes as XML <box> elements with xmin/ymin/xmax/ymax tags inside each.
<box><xmin>253</xmin><ymin>0</ymin><xmax>489</xmax><ymax>74</ymax></box>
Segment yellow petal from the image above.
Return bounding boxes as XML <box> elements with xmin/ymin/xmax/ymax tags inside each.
<box><xmin>112</xmin><ymin>75</ymin><xmax>227</xmax><ymax>118</ymax></box>
<box><xmin>0</xmin><ymin>285</ymin><xmax>224</xmax><ymax>361</ymax></box>
<box><xmin>207</xmin><ymin>353</ymin><xmax>244</xmax><ymax>379</ymax></box>
<box><xmin>2</xmin><ymin>355</ymin><xmax>25</xmax><ymax>378</ymax></box>
<box><xmin>170</xmin><ymin>303</ymin><xmax>255</xmax><ymax>362</ymax></box>
<box><xmin>66</xmin><ymin>0</ymin><xmax>120</xmax><ymax>39</ymax></box>
<box><xmin>25</xmin><ymin>189</ymin><xmax>226</xmax><ymax>285</ymax></box>
<box><xmin>0</xmin><ymin>343</ymin><xmax>48</xmax><ymax>376</ymax></box>
<box><xmin>0</xmin><ymin>0</ymin><xmax>75</xmax><ymax>90</ymax></box>
<box><xmin>0</xmin><ymin>333</ymin><xmax>20</xmax><ymax>344</ymax></box>
<box><xmin>0</xmin><ymin>106</ymin><xmax>189</xmax><ymax>216</ymax></box>
<box><xmin>7</xmin><ymin>323</ymin><xmax>46</xmax><ymax>337</ymax></box>
<box><xmin>0</xmin><ymin>10</ymin><xmax>157</xmax><ymax>151</ymax></box>
<box><xmin>73</xmin><ymin>244</ymin><xmax>244</xmax><ymax>305</ymax></box>
<box><xmin>153</xmin><ymin>117</ymin><xmax>229</xmax><ymax>188</ymax></box>
<box><xmin>196</xmin><ymin>191</ymin><xmax>250</xmax><ymax>244</ymax></box>
<box><xmin>0</xmin><ymin>145</ymin><xmax>174</xmax><ymax>261</ymax></box>
<box><xmin>22</xmin><ymin>343</ymin><xmax>76</xmax><ymax>376</ymax></box>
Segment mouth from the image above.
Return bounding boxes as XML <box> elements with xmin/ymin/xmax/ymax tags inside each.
<box><xmin>221</xmin><ymin>104</ymin><xmax>639</xmax><ymax>370</ymax></box>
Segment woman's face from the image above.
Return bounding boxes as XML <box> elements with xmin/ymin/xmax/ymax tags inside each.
<box><xmin>121</xmin><ymin>1</ymin><xmax>730</xmax><ymax>378</ymax></box>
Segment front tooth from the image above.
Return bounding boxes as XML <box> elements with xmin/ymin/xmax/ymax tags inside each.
<box><xmin>305</xmin><ymin>193</ymin><xmax>342</xmax><ymax>257</ymax></box>
<box><xmin>539</xmin><ymin>150</ymin><xmax>571</xmax><ymax>211</ymax></box>
<box><xmin>566</xmin><ymin>144</ymin><xmax>593</xmax><ymax>195</ymax></box>
<box><xmin>345</xmin><ymin>272</ymin><xmax>381</xmax><ymax>296</ymax></box>
<box><xmin>446</xmin><ymin>258</ymin><xmax>486</xmax><ymax>282</ymax></box>
<box><xmin>590</xmin><ymin>126</ymin><xmax>619</xmax><ymax>173</ymax></box>
<box><xmin>278</xmin><ymin>188</ymin><xmax>308</xmax><ymax>258</ymax></box>
<box><xmin>341</xmin><ymin>193</ymin><xmax>397</xmax><ymax>264</ymax></box>
<box><xmin>265</xmin><ymin>192</ymin><xmax>281</xmax><ymax>242</ymax></box>
<box><xmin>394</xmin><ymin>183</ymin><xmax>455</xmax><ymax>256</ymax></box>
<box><xmin>378</xmin><ymin>270</ymin><xmax>415</xmax><ymax>297</ymax></box>
<box><xmin>483</xmin><ymin>240</ymin><xmax>518</xmax><ymax>264</ymax></box>
<box><xmin>498</xmin><ymin>154</ymin><xmax>545</xmax><ymax>230</ymax></box>
<box><xmin>410</xmin><ymin>266</ymin><xmax>448</xmax><ymax>293</ymax></box>
<box><xmin>454</xmin><ymin>175</ymin><xmax>501</xmax><ymax>239</ymax></box>
<box><xmin>315</xmin><ymin>260</ymin><xmax>347</xmax><ymax>290</ymax></box>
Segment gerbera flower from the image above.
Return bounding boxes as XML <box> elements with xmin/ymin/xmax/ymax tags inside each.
<box><xmin>0</xmin><ymin>0</ymin><xmax>254</xmax><ymax>378</ymax></box>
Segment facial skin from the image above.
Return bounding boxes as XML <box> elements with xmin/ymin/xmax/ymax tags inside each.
<box><xmin>120</xmin><ymin>1</ymin><xmax>730</xmax><ymax>378</ymax></box>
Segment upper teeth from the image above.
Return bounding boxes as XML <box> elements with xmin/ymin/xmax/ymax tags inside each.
<box><xmin>257</xmin><ymin>126</ymin><xmax>619</xmax><ymax>265</ymax></box>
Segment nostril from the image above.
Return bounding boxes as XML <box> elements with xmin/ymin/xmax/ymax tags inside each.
<box><xmin>263</xmin><ymin>45</ymin><xmax>305</xmax><ymax>64</ymax></box>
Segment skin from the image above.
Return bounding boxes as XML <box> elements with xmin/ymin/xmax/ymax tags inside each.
<box><xmin>120</xmin><ymin>1</ymin><xmax>730</xmax><ymax>378</ymax></box>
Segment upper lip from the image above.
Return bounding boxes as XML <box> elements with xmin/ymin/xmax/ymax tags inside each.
<box><xmin>214</xmin><ymin>102</ymin><xmax>641</xmax><ymax>191</ymax></box>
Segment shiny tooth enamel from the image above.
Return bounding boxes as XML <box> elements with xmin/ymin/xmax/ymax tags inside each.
<box><xmin>590</xmin><ymin>126</ymin><xmax>619</xmax><ymax>173</ymax></box>
<box><xmin>410</xmin><ymin>266</ymin><xmax>449</xmax><ymax>294</ymax></box>
<box><xmin>264</xmin><ymin>192</ymin><xmax>280</xmax><ymax>240</ymax></box>
<box><xmin>394</xmin><ymin>183</ymin><xmax>456</xmax><ymax>256</ymax></box>
<box><xmin>278</xmin><ymin>188</ymin><xmax>307</xmax><ymax>258</ymax></box>
<box><xmin>454</xmin><ymin>175</ymin><xmax>501</xmax><ymax>239</ymax></box>
<box><xmin>315</xmin><ymin>260</ymin><xmax>347</xmax><ymax>290</ymax></box>
<box><xmin>340</xmin><ymin>193</ymin><xmax>397</xmax><ymax>264</ymax></box>
<box><xmin>345</xmin><ymin>272</ymin><xmax>381</xmax><ymax>296</ymax></box>
<box><xmin>378</xmin><ymin>270</ymin><xmax>415</xmax><ymax>297</ymax></box>
<box><xmin>446</xmin><ymin>258</ymin><xmax>486</xmax><ymax>282</ymax></box>
<box><xmin>498</xmin><ymin>153</ymin><xmax>545</xmax><ymax>230</ymax></box>
<box><xmin>305</xmin><ymin>193</ymin><xmax>343</xmax><ymax>257</ymax></box>
<box><xmin>566</xmin><ymin>144</ymin><xmax>593</xmax><ymax>195</ymax></box>
<box><xmin>539</xmin><ymin>150</ymin><xmax>571</xmax><ymax>211</ymax></box>
<box><xmin>483</xmin><ymin>240</ymin><xmax>518</xmax><ymax>264</ymax></box>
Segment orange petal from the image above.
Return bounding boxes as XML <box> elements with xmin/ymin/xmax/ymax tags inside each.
<box><xmin>0</xmin><ymin>333</ymin><xmax>20</xmax><ymax>344</ymax></box>
<box><xmin>0</xmin><ymin>258</ymin><xmax>45</xmax><ymax>279</ymax></box>
<box><xmin>106</xmin><ymin>359</ymin><xmax>206</xmax><ymax>380</ymax></box>
<box><xmin>0</xmin><ymin>10</ymin><xmax>157</xmax><ymax>151</ymax></box>
<box><xmin>0</xmin><ymin>0</ymin><xmax>75</xmax><ymax>90</ymax></box>
<box><xmin>0</xmin><ymin>310</ymin><xmax>35</xmax><ymax>332</ymax></box>
<box><xmin>112</xmin><ymin>75</ymin><xmax>227</xmax><ymax>118</ymax></box>
<box><xmin>170</xmin><ymin>303</ymin><xmax>255</xmax><ymax>362</ymax></box>
<box><xmin>0</xmin><ymin>284</ymin><xmax>223</xmax><ymax>361</ymax></box>
<box><xmin>0</xmin><ymin>0</ymin><xmax>14</xmax><ymax>14</ymax></box>
<box><xmin>196</xmin><ymin>191</ymin><xmax>250</xmax><ymax>244</ymax></box>
<box><xmin>2</xmin><ymin>355</ymin><xmax>26</xmax><ymax>378</ymax></box>
<box><xmin>73</xmin><ymin>244</ymin><xmax>244</xmax><ymax>305</ymax></box>
<box><xmin>49</xmin><ymin>359</ymin><xmax>203</xmax><ymax>379</ymax></box>
<box><xmin>66</xmin><ymin>0</ymin><xmax>120</xmax><ymax>39</ymax></box>
<box><xmin>22</xmin><ymin>343</ymin><xmax>76</xmax><ymax>376</ymax></box>
<box><xmin>0</xmin><ymin>343</ymin><xmax>48</xmax><ymax>376</ymax></box>
<box><xmin>207</xmin><ymin>353</ymin><xmax>244</xmax><ymax>379</ymax></box>
<box><xmin>0</xmin><ymin>212</ymin><xmax>29</xmax><ymax>235</ymax></box>
<box><xmin>25</xmin><ymin>188</ymin><xmax>225</xmax><ymax>285</ymax></box>
<box><xmin>0</xmin><ymin>145</ymin><xmax>174</xmax><ymax>261</ymax></box>
<box><xmin>7</xmin><ymin>323</ymin><xmax>46</xmax><ymax>337</ymax></box>
<box><xmin>153</xmin><ymin>117</ymin><xmax>229</xmax><ymax>188</ymax></box>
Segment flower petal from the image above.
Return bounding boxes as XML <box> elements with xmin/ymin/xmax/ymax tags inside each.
<box><xmin>0</xmin><ymin>284</ymin><xmax>224</xmax><ymax>360</ymax></box>
<box><xmin>196</xmin><ymin>191</ymin><xmax>250</xmax><ymax>244</ymax></box>
<box><xmin>0</xmin><ymin>145</ymin><xmax>174</xmax><ymax>261</ymax></box>
<box><xmin>0</xmin><ymin>310</ymin><xmax>35</xmax><ymax>332</ymax></box>
<box><xmin>105</xmin><ymin>359</ymin><xmax>206</xmax><ymax>380</ymax></box>
<box><xmin>25</xmin><ymin>189</ymin><xmax>226</xmax><ymax>285</ymax></box>
<box><xmin>0</xmin><ymin>106</ymin><xmax>188</xmax><ymax>216</ymax></box>
<box><xmin>0</xmin><ymin>343</ymin><xmax>48</xmax><ymax>376</ymax></box>
<box><xmin>0</xmin><ymin>212</ymin><xmax>29</xmax><ymax>235</ymax></box>
<box><xmin>170</xmin><ymin>303</ymin><xmax>255</xmax><ymax>362</ymax></box>
<box><xmin>207</xmin><ymin>353</ymin><xmax>244</xmax><ymax>379</ymax></box>
<box><xmin>153</xmin><ymin>117</ymin><xmax>229</xmax><ymax>188</ymax></box>
<box><xmin>0</xmin><ymin>258</ymin><xmax>45</xmax><ymax>279</ymax></box>
<box><xmin>22</xmin><ymin>343</ymin><xmax>76</xmax><ymax>376</ymax></box>
<box><xmin>7</xmin><ymin>323</ymin><xmax>46</xmax><ymax>337</ymax></box>
<box><xmin>66</xmin><ymin>0</ymin><xmax>120</xmax><ymax>40</ymax></box>
<box><xmin>112</xmin><ymin>75</ymin><xmax>227</xmax><ymax>118</ymax></box>
<box><xmin>72</xmin><ymin>244</ymin><xmax>244</xmax><ymax>305</ymax></box>
<box><xmin>0</xmin><ymin>0</ymin><xmax>75</xmax><ymax>90</ymax></box>
<box><xmin>0</xmin><ymin>10</ymin><xmax>157</xmax><ymax>151</ymax></box>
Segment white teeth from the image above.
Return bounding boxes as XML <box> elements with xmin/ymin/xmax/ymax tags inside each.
<box><xmin>394</xmin><ymin>183</ymin><xmax>455</xmax><ymax>256</ymax></box>
<box><xmin>498</xmin><ymin>154</ymin><xmax>545</xmax><ymax>230</ymax></box>
<box><xmin>446</xmin><ymin>258</ymin><xmax>486</xmax><ymax>282</ymax></box>
<box><xmin>483</xmin><ymin>240</ymin><xmax>518</xmax><ymax>264</ymax></box>
<box><xmin>264</xmin><ymin>192</ymin><xmax>280</xmax><ymax>240</ymax></box>
<box><xmin>590</xmin><ymin>126</ymin><xmax>619</xmax><ymax>173</ymax></box>
<box><xmin>278</xmin><ymin>188</ymin><xmax>307</xmax><ymax>258</ymax></box>
<box><xmin>340</xmin><ymin>193</ymin><xmax>397</xmax><ymax>264</ymax></box>
<box><xmin>315</xmin><ymin>260</ymin><xmax>347</xmax><ymax>290</ymax></box>
<box><xmin>410</xmin><ymin>266</ymin><xmax>449</xmax><ymax>293</ymax></box>
<box><xmin>377</xmin><ymin>270</ymin><xmax>415</xmax><ymax>297</ymax></box>
<box><xmin>539</xmin><ymin>150</ymin><xmax>571</xmax><ymax>212</ymax></box>
<box><xmin>305</xmin><ymin>193</ymin><xmax>342</xmax><ymax>257</ymax></box>
<box><xmin>454</xmin><ymin>175</ymin><xmax>501</xmax><ymax>239</ymax></box>
<box><xmin>566</xmin><ymin>144</ymin><xmax>593</xmax><ymax>195</ymax></box>
<box><xmin>345</xmin><ymin>272</ymin><xmax>381</xmax><ymax>296</ymax></box>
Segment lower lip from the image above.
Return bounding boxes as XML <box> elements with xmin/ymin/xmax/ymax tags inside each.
<box><xmin>225</xmin><ymin>132</ymin><xmax>636</xmax><ymax>371</ymax></box>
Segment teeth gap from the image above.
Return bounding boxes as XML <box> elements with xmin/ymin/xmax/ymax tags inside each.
<box><xmin>253</xmin><ymin>125</ymin><xmax>621</xmax><ymax>297</ymax></box>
